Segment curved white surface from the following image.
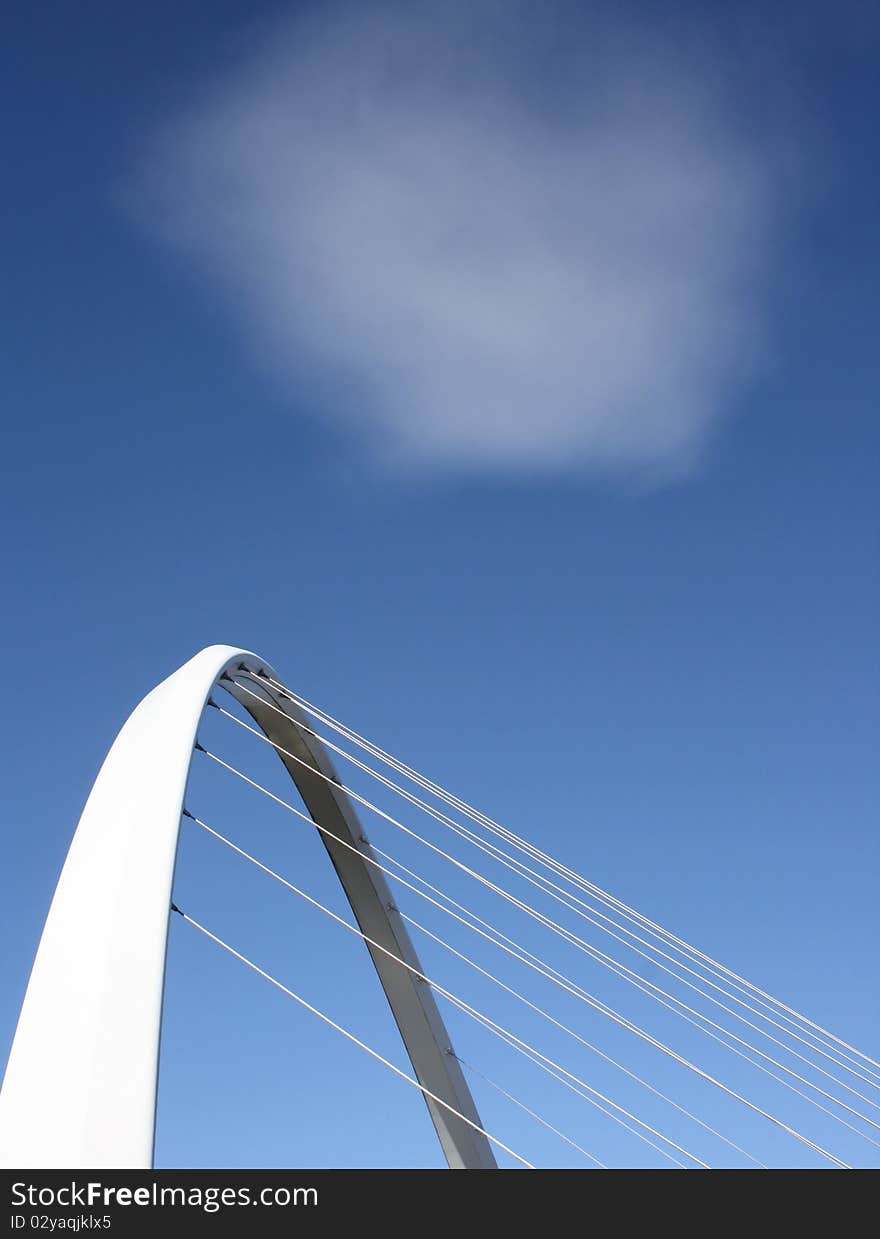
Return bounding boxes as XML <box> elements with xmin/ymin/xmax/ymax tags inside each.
<box><xmin>0</xmin><ymin>646</ymin><xmax>253</xmax><ymax>1168</ymax></box>
<box><xmin>0</xmin><ymin>646</ymin><xmax>496</xmax><ymax>1169</ymax></box>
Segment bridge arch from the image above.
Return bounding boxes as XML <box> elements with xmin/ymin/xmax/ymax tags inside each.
<box><xmin>0</xmin><ymin>645</ymin><xmax>496</xmax><ymax>1169</ymax></box>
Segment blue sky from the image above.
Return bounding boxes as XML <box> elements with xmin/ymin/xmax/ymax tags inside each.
<box><xmin>1</xmin><ymin>0</ymin><xmax>878</xmax><ymax>1168</ymax></box>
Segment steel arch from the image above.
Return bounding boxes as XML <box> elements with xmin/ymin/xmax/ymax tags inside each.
<box><xmin>0</xmin><ymin>646</ymin><xmax>496</xmax><ymax>1169</ymax></box>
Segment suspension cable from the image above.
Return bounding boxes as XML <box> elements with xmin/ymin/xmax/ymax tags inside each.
<box><xmin>243</xmin><ymin>670</ymin><xmax>880</xmax><ymax>1083</ymax></box>
<box><xmin>396</xmin><ymin>907</ymin><xmax>765</xmax><ymax>1168</ymax></box>
<box><xmin>227</xmin><ymin>675</ymin><xmax>880</xmax><ymax>1095</ymax></box>
<box><xmin>452</xmin><ymin>1055</ymin><xmax>607</xmax><ymax>1168</ymax></box>
<box><xmin>183</xmin><ymin>811</ymin><xmax>702</xmax><ymax>1167</ymax></box>
<box><xmin>370</xmin><ymin>834</ymin><xmax>880</xmax><ymax>1156</ymax></box>
<box><xmin>186</xmin><ymin>806</ymin><xmax>768</xmax><ymax>1161</ymax></box>
<box><xmin>171</xmin><ymin>906</ymin><xmax>534</xmax><ymax>1168</ymax></box>
<box><xmin>200</xmin><ymin>712</ymin><xmax>880</xmax><ymax>1130</ymax></box>
<box><xmin>185</xmin><ymin>756</ymin><xmax>853</xmax><ymax>1167</ymax></box>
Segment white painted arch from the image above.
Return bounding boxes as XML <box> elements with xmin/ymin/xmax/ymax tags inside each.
<box><xmin>0</xmin><ymin>646</ymin><xmax>496</xmax><ymax>1169</ymax></box>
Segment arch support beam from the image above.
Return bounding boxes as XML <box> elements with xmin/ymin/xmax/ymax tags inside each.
<box><xmin>0</xmin><ymin>646</ymin><xmax>496</xmax><ymax>1169</ymax></box>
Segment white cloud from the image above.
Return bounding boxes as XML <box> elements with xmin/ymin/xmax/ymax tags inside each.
<box><xmin>134</xmin><ymin>1</ymin><xmax>780</xmax><ymax>478</ymax></box>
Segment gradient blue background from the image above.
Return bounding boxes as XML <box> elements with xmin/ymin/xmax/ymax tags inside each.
<box><xmin>1</xmin><ymin>1</ymin><xmax>877</xmax><ymax>1169</ymax></box>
